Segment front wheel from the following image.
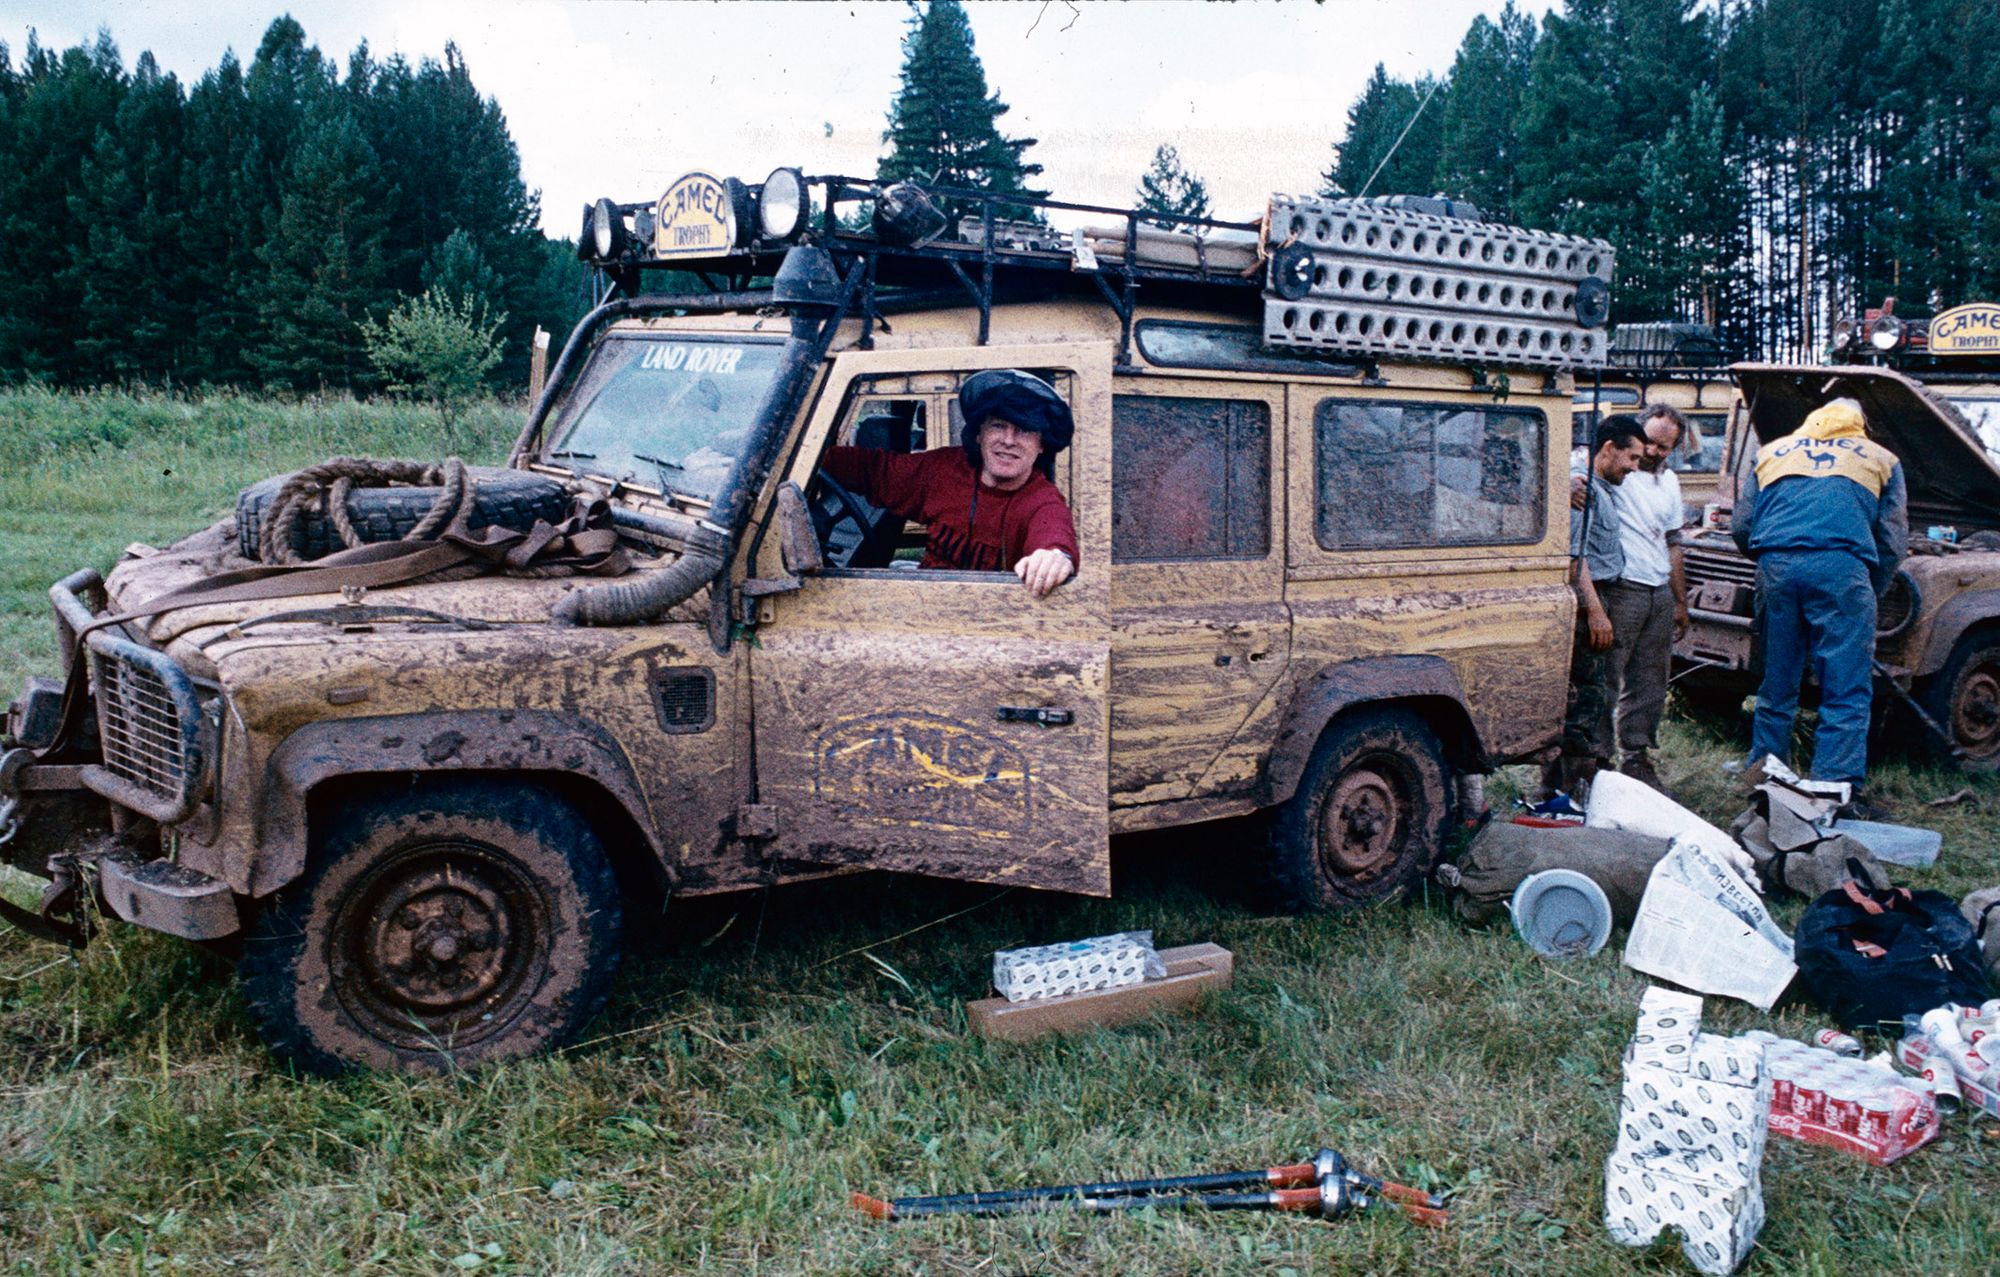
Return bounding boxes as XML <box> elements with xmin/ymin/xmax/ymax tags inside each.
<box><xmin>239</xmin><ymin>779</ymin><xmax>624</xmax><ymax>1074</ymax></box>
<box><xmin>1920</xmin><ymin>634</ymin><xmax>2000</xmax><ymax>773</ymax></box>
<box><xmin>1266</xmin><ymin>707</ymin><xmax>1451</xmax><ymax>912</ymax></box>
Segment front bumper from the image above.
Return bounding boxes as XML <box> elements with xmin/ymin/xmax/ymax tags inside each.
<box><xmin>1</xmin><ymin>569</ymin><xmax>238</xmax><ymax>946</ymax></box>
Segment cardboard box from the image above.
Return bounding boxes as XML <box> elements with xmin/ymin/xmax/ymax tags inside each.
<box><xmin>966</xmin><ymin>943</ymin><xmax>1232</xmax><ymax>1042</ymax></box>
<box><xmin>1605</xmin><ymin>992</ymin><xmax>1769</xmax><ymax>1276</ymax></box>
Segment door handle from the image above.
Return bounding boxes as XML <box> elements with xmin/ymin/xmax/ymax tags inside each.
<box><xmin>996</xmin><ymin>706</ymin><xmax>1074</xmax><ymax>727</ymax></box>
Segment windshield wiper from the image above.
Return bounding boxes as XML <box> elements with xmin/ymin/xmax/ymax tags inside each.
<box><xmin>634</xmin><ymin>452</ymin><xmax>684</xmax><ymax>471</ymax></box>
<box><xmin>550</xmin><ymin>449</ymin><xmax>597</xmax><ymax>460</ymax></box>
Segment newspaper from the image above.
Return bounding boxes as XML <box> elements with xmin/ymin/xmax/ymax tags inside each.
<box><xmin>1623</xmin><ymin>836</ymin><xmax>1797</xmax><ymax>1009</ymax></box>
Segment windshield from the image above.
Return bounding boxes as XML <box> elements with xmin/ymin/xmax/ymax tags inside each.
<box><xmin>1946</xmin><ymin>394</ymin><xmax>2000</xmax><ymax>462</ymax></box>
<box><xmin>544</xmin><ymin>334</ymin><xmax>786</xmax><ymax>503</ymax></box>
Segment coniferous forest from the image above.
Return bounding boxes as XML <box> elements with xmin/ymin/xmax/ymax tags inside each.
<box><xmin>0</xmin><ymin>18</ymin><xmax>591</xmax><ymax>393</ymax></box>
<box><xmin>2</xmin><ymin>0</ymin><xmax>1997</xmax><ymax>391</ymax></box>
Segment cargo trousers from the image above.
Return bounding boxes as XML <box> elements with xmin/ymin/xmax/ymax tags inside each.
<box><xmin>1749</xmin><ymin>549</ymin><xmax>1876</xmax><ymax>784</ymax></box>
<box><xmin>1598</xmin><ymin>580</ymin><xmax>1675</xmax><ymax>759</ymax></box>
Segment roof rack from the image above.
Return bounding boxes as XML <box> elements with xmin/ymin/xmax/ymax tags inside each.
<box><xmin>575</xmin><ymin>168</ymin><xmax>1615</xmax><ymax>372</ymax></box>
<box><xmin>1594</xmin><ymin>322</ymin><xmax>1735</xmax><ymax>379</ymax></box>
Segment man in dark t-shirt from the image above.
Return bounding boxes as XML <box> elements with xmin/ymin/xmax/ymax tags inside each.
<box><xmin>822</xmin><ymin>369</ymin><xmax>1080</xmax><ymax>597</ymax></box>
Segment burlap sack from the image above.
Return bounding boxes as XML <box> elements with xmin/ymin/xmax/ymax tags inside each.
<box><xmin>1729</xmin><ymin>808</ymin><xmax>1891</xmax><ymax>899</ymax></box>
<box><xmin>1437</xmin><ymin>820</ymin><xmax>1671</xmax><ymax>927</ymax></box>
<box><xmin>1963</xmin><ymin>886</ymin><xmax>2000</xmax><ymax>984</ymax></box>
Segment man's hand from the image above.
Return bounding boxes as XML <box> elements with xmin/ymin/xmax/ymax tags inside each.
<box><xmin>1015</xmin><ymin>547</ymin><xmax>1074</xmax><ymax>598</ymax></box>
<box><xmin>1569</xmin><ymin>473</ymin><xmax>1589</xmax><ymax>511</ymax></box>
<box><xmin>1587</xmin><ymin>605</ymin><xmax>1614</xmax><ymax>652</ymax></box>
<box><xmin>1673</xmin><ymin>602</ymin><xmax>1691</xmax><ymax>641</ymax></box>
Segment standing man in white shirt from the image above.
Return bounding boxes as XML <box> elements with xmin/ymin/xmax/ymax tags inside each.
<box><xmin>1569</xmin><ymin>404</ymin><xmax>1691</xmax><ymax>789</ymax></box>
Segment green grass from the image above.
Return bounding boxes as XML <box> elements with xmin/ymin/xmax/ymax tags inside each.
<box><xmin>3</xmin><ymin>390</ymin><xmax>1998</xmax><ymax>1273</ymax></box>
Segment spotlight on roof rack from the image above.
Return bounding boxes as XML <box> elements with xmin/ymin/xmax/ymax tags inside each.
<box><xmin>585</xmin><ymin>197</ymin><xmax>628</xmax><ymax>262</ymax></box>
<box><xmin>1868</xmin><ymin>314</ymin><xmax>1904</xmax><ymax>352</ymax></box>
<box><xmin>1574</xmin><ymin>276</ymin><xmax>1612</xmax><ymax>329</ymax></box>
<box><xmin>874</xmin><ymin>182</ymin><xmax>946</xmax><ymax>247</ymax></box>
<box><xmin>1831</xmin><ymin>317</ymin><xmax>1855</xmax><ymax>353</ymax></box>
<box><xmin>759</xmin><ymin>167</ymin><xmax>807</xmax><ymax>242</ymax></box>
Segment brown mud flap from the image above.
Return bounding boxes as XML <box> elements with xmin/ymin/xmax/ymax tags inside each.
<box><xmin>965</xmin><ymin>942</ymin><xmax>1233</xmax><ymax>1042</ymax></box>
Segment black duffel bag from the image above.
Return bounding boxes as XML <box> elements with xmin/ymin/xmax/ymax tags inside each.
<box><xmin>1794</xmin><ymin>868</ymin><xmax>1993</xmax><ymax>1036</ymax></box>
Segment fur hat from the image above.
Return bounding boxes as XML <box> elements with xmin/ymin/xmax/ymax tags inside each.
<box><xmin>960</xmin><ymin>370</ymin><xmax>1073</xmax><ymax>479</ymax></box>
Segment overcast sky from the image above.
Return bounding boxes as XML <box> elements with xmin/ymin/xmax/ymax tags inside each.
<box><xmin>4</xmin><ymin>0</ymin><xmax>1551</xmax><ymax>237</ymax></box>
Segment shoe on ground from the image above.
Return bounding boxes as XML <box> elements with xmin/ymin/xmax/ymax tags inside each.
<box><xmin>1620</xmin><ymin>752</ymin><xmax>1666</xmax><ymax>792</ymax></box>
<box><xmin>1836</xmin><ymin>790</ymin><xmax>1895</xmax><ymax>822</ymax></box>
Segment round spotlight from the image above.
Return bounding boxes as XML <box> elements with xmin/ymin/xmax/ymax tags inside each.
<box><xmin>758</xmin><ymin>167</ymin><xmax>807</xmax><ymax>242</ymax></box>
<box><xmin>1868</xmin><ymin>314</ymin><xmax>1904</xmax><ymax>352</ymax></box>
<box><xmin>590</xmin><ymin>198</ymin><xmax>627</xmax><ymax>261</ymax></box>
<box><xmin>1830</xmin><ymin>317</ymin><xmax>1855</xmax><ymax>352</ymax></box>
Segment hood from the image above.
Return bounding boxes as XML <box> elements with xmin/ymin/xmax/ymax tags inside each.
<box><xmin>1732</xmin><ymin>362</ymin><xmax>2000</xmax><ymax>527</ymax></box>
<box><xmin>102</xmin><ymin>523</ymin><xmax>701</xmax><ymax>649</ymax></box>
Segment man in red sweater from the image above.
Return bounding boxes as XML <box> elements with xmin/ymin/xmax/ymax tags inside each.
<box><xmin>821</xmin><ymin>369</ymin><xmax>1079</xmax><ymax>597</ymax></box>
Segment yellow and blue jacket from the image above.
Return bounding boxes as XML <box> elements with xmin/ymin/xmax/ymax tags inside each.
<box><xmin>1731</xmin><ymin>401</ymin><xmax>1908</xmax><ymax>591</ymax></box>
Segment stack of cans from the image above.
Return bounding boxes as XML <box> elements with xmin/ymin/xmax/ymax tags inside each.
<box><xmin>1753</xmin><ymin>1032</ymin><xmax>1940</xmax><ymax>1165</ymax></box>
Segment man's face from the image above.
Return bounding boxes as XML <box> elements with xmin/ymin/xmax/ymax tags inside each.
<box><xmin>1597</xmin><ymin>438</ymin><xmax>1645</xmax><ymax>485</ymax></box>
<box><xmin>977</xmin><ymin>417</ymin><xmax>1043</xmax><ymax>488</ymax></box>
<box><xmin>1638</xmin><ymin>419</ymin><xmax>1680</xmax><ymax>472</ymax></box>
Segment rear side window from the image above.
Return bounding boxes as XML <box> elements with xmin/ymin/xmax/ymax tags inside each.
<box><xmin>1314</xmin><ymin>399</ymin><xmax>1545</xmax><ymax>550</ymax></box>
<box><xmin>1112</xmin><ymin>395</ymin><xmax>1271</xmax><ymax>561</ymax></box>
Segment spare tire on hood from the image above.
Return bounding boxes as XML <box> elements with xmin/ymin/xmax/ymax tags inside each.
<box><xmin>235</xmin><ymin>466</ymin><xmax>573</xmax><ymax>562</ymax></box>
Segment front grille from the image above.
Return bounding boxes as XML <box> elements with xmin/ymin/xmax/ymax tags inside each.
<box><xmin>93</xmin><ymin>651</ymin><xmax>194</xmax><ymax>799</ymax></box>
<box><xmin>77</xmin><ymin>634</ymin><xmax>207</xmax><ymax>825</ymax></box>
<box><xmin>1683</xmin><ymin>543</ymin><xmax>1756</xmax><ymax>590</ymax></box>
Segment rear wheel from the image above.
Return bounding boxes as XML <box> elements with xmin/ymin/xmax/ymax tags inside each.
<box><xmin>1267</xmin><ymin>708</ymin><xmax>1451</xmax><ymax>912</ymax></box>
<box><xmin>239</xmin><ymin>779</ymin><xmax>623</xmax><ymax>1074</ymax></box>
<box><xmin>1920</xmin><ymin>634</ymin><xmax>2000</xmax><ymax>773</ymax></box>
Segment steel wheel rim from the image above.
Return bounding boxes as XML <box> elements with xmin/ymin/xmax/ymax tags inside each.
<box><xmin>330</xmin><ymin>840</ymin><xmax>552</xmax><ymax>1052</ymax></box>
<box><xmin>1319</xmin><ymin>762</ymin><xmax>1406</xmax><ymax>881</ymax></box>
<box><xmin>1954</xmin><ymin>664</ymin><xmax>2000</xmax><ymax>755</ymax></box>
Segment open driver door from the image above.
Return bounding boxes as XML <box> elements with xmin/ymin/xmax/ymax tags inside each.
<box><xmin>745</xmin><ymin>342</ymin><xmax>1113</xmax><ymax>895</ymax></box>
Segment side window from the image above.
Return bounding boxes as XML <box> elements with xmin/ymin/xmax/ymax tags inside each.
<box><xmin>1314</xmin><ymin>399</ymin><xmax>1546</xmax><ymax>550</ymax></box>
<box><xmin>1683</xmin><ymin>413</ymin><xmax>1727</xmax><ymax>473</ymax></box>
<box><xmin>1111</xmin><ymin>395</ymin><xmax>1271</xmax><ymax>562</ymax></box>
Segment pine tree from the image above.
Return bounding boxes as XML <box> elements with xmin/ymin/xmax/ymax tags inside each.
<box><xmin>179</xmin><ymin>52</ymin><xmax>261</xmax><ymax>385</ymax></box>
<box><xmin>879</xmin><ymin>0</ymin><xmax>1046</xmax><ymax>218</ymax></box>
<box><xmin>1641</xmin><ymin>86</ymin><xmax>1745</xmax><ymax>327</ymax></box>
<box><xmin>1319</xmin><ymin>66</ymin><xmax>1446</xmax><ymax>199</ymax></box>
<box><xmin>1435</xmin><ymin>4</ymin><xmax>1536</xmax><ymax>219</ymax></box>
<box><xmin>0</xmin><ymin>30</ymin><xmax>128</xmax><ymax>381</ymax></box>
<box><xmin>69</xmin><ymin>50</ymin><xmax>188</xmax><ymax>382</ymax></box>
<box><xmin>1135</xmin><ymin>144</ymin><xmax>1211</xmax><ymax>227</ymax></box>
<box><xmin>251</xmin><ymin>97</ymin><xmax>391</xmax><ymax>392</ymax></box>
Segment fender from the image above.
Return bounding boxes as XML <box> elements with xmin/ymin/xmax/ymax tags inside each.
<box><xmin>254</xmin><ymin>709</ymin><xmax>664</xmax><ymax>898</ymax></box>
<box><xmin>1911</xmin><ymin>589</ymin><xmax>2000</xmax><ymax>678</ymax></box>
<box><xmin>1259</xmin><ymin>654</ymin><xmax>1486</xmax><ymax>807</ymax></box>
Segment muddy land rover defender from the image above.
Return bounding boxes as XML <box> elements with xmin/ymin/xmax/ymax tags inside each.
<box><xmin>1677</xmin><ymin>342</ymin><xmax>2000</xmax><ymax>770</ymax></box>
<box><xmin>0</xmin><ymin>168</ymin><xmax>1614</xmax><ymax>1072</ymax></box>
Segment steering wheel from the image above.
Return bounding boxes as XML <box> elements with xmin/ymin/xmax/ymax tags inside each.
<box><xmin>810</xmin><ymin>472</ymin><xmax>881</xmax><ymax>568</ymax></box>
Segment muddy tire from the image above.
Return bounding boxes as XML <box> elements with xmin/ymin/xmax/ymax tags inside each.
<box><xmin>1266</xmin><ymin>707</ymin><xmax>1451</xmax><ymax>912</ymax></box>
<box><xmin>238</xmin><ymin>779</ymin><xmax>623</xmax><ymax>1074</ymax></box>
<box><xmin>234</xmin><ymin>467</ymin><xmax>572</xmax><ymax>562</ymax></box>
<box><xmin>1920</xmin><ymin>634</ymin><xmax>2000</xmax><ymax>774</ymax></box>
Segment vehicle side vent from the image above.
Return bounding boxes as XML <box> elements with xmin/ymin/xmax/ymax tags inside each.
<box><xmin>651</xmin><ymin>668</ymin><xmax>714</xmax><ymax>733</ymax></box>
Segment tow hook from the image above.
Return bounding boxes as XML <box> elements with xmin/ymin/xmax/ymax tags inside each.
<box><xmin>0</xmin><ymin>854</ymin><xmax>93</xmax><ymax>949</ymax></box>
<box><xmin>0</xmin><ymin>749</ymin><xmax>94</xmax><ymax>947</ymax></box>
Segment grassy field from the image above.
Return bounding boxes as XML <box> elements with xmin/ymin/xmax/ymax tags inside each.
<box><xmin>2</xmin><ymin>389</ymin><xmax>1996</xmax><ymax>1274</ymax></box>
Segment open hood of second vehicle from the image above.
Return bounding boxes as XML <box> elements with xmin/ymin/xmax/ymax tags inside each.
<box><xmin>1732</xmin><ymin>362</ymin><xmax>2000</xmax><ymax>528</ymax></box>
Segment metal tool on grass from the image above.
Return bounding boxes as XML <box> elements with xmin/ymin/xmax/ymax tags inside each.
<box><xmin>851</xmin><ymin>1146</ymin><xmax>1448</xmax><ymax>1228</ymax></box>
